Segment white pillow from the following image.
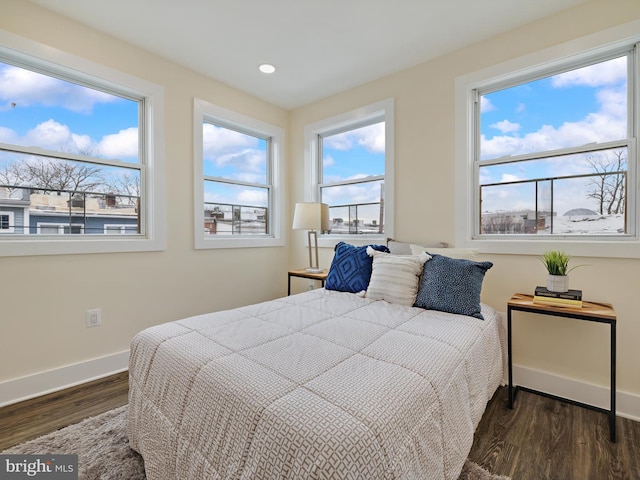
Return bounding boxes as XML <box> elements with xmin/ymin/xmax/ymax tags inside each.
<box><xmin>410</xmin><ymin>244</ymin><xmax>479</xmax><ymax>260</ymax></box>
<box><xmin>365</xmin><ymin>246</ymin><xmax>430</xmax><ymax>306</ymax></box>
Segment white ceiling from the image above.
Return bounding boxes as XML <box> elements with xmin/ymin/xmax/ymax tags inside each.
<box><xmin>30</xmin><ymin>0</ymin><xmax>588</xmax><ymax>110</ymax></box>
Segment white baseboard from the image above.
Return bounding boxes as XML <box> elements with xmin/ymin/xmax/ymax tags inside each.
<box><xmin>0</xmin><ymin>350</ymin><xmax>129</xmax><ymax>408</ymax></box>
<box><xmin>513</xmin><ymin>364</ymin><xmax>640</xmax><ymax>422</ymax></box>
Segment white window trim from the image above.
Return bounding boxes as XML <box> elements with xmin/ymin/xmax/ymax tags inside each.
<box><xmin>0</xmin><ymin>211</ymin><xmax>14</xmax><ymax>233</ymax></box>
<box><xmin>104</xmin><ymin>224</ymin><xmax>131</xmax><ymax>234</ymax></box>
<box><xmin>193</xmin><ymin>98</ymin><xmax>285</xmax><ymax>249</ymax></box>
<box><xmin>455</xmin><ymin>19</ymin><xmax>640</xmax><ymax>258</ymax></box>
<box><xmin>304</xmin><ymin>98</ymin><xmax>394</xmax><ymax>248</ymax></box>
<box><xmin>37</xmin><ymin>222</ymin><xmax>85</xmax><ymax>235</ymax></box>
<box><xmin>0</xmin><ymin>29</ymin><xmax>165</xmax><ymax>257</ymax></box>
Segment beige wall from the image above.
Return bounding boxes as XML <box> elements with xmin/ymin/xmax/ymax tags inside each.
<box><xmin>291</xmin><ymin>0</ymin><xmax>640</xmax><ymax>402</ymax></box>
<box><xmin>0</xmin><ymin>0</ymin><xmax>290</xmax><ymax>385</ymax></box>
<box><xmin>2</xmin><ymin>0</ymin><xmax>639</xmax><ymax>410</ymax></box>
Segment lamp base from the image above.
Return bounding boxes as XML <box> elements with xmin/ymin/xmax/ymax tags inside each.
<box><xmin>305</xmin><ymin>267</ymin><xmax>325</xmax><ymax>273</ymax></box>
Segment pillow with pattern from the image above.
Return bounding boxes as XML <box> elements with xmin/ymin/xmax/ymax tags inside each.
<box><xmin>325</xmin><ymin>242</ymin><xmax>390</xmax><ymax>293</ymax></box>
<box><xmin>414</xmin><ymin>254</ymin><xmax>493</xmax><ymax>319</ymax></box>
<box><xmin>366</xmin><ymin>247</ymin><xmax>430</xmax><ymax>306</ymax></box>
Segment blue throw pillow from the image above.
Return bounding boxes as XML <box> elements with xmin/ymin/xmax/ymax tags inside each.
<box><xmin>325</xmin><ymin>242</ymin><xmax>390</xmax><ymax>293</ymax></box>
<box><xmin>414</xmin><ymin>254</ymin><xmax>493</xmax><ymax>319</ymax></box>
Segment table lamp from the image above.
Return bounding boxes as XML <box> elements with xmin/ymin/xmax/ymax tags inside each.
<box><xmin>292</xmin><ymin>202</ymin><xmax>330</xmax><ymax>273</ymax></box>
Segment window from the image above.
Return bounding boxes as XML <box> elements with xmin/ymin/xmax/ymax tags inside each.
<box><xmin>455</xmin><ymin>29</ymin><xmax>640</xmax><ymax>257</ymax></box>
<box><xmin>476</xmin><ymin>51</ymin><xmax>632</xmax><ymax>237</ymax></box>
<box><xmin>0</xmin><ymin>31</ymin><xmax>164</xmax><ymax>256</ymax></box>
<box><xmin>304</xmin><ymin>99</ymin><xmax>394</xmax><ymax>243</ymax></box>
<box><xmin>37</xmin><ymin>222</ymin><xmax>84</xmax><ymax>235</ymax></box>
<box><xmin>0</xmin><ymin>211</ymin><xmax>13</xmax><ymax>233</ymax></box>
<box><xmin>193</xmin><ymin>99</ymin><xmax>284</xmax><ymax>249</ymax></box>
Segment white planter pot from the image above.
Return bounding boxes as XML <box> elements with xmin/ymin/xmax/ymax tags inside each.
<box><xmin>547</xmin><ymin>274</ymin><xmax>569</xmax><ymax>293</ymax></box>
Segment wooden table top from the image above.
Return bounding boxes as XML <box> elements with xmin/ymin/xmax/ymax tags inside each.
<box><xmin>288</xmin><ymin>269</ymin><xmax>329</xmax><ymax>280</ymax></box>
<box><xmin>508</xmin><ymin>293</ymin><xmax>616</xmax><ymax>321</ymax></box>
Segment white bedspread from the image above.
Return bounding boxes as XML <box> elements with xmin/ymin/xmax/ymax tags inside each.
<box><xmin>128</xmin><ymin>289</ymin><xmax>503</xmax><ymax>480</ymax></box>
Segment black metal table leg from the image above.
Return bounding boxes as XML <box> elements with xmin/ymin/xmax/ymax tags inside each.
<box><xmin>508</xmin><ymin>306</ymin><xmax>514</xmax><ymax>409</ymax></box>
<box><xmin>610</xmin><ymin>320</ymin><xmax>617</xmax><ymax>442</ymax></box>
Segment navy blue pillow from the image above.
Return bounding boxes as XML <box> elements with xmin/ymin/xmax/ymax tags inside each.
<box><xmin>325</xmin><ymin>242</ymin><xmax>390</xmax><ymax>293</ymax></box>
<box><xmin>414</xmin><ymin>254</ymin><xmax>493</xmax><ymax>319</ymax></box>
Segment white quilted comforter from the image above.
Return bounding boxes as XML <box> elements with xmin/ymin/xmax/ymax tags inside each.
<box><xmin>128</xmin><ymin>289</ymin><xmax>503</xmax><ymax>480</ymax></box>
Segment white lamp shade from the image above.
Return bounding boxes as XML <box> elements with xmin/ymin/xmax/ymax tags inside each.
<box><xmin>292</xmin><ymin>202</ymin><xmax>330</xmax><ymax>231</ymax></box>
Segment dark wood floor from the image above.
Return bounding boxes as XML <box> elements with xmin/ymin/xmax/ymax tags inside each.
<box><xmin>0</xmin><ymin>372</ymin><xmax>128</xmax><ymax>451</ymax></box>
<box><xmin>469</xmin><ymin>387</ymin><xmax>640</xmax><ymax>480</ymax></box>
<box><xmin>1</xmin><ymin>374</ymin><xmax>638</xmax><ymax>479</ymax></box>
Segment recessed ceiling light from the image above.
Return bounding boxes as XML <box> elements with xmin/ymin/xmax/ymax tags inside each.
<box><xmin>258</xmin><ymin>63</ymin><xmax>276</xmax><ymax>74</ymax></box>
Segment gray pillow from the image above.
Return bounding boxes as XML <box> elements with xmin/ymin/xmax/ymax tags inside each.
<box><xmin>414</xmin><ymin>254</ymin><xmax>493</xmax><ymax>319</ymax></box>
<box><xmin>387</xmin><ymin>238</ymin><xmax>448</xmax><ymax>255</ymax></box>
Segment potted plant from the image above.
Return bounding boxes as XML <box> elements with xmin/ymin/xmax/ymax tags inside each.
<box><xmin>540</xmin><ymin>250</ymin><xmax>582</xmax><ymax>292</ymax></box>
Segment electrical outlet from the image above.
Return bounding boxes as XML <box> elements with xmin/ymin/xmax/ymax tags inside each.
<box><xmin>307</xmin><ymin>282</ymin><xmax>315</xmax><ymax>291</ymax></box>
<box><xmin>86</xmin><ymin>308</ymin><xmax>102</xmax><ymax>328</ymax></box>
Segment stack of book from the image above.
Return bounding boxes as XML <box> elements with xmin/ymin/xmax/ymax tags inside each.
<box><xmin>533</xmin><ymin>286</ymin><xmax>583</xmax><ymax>308</ymax></box>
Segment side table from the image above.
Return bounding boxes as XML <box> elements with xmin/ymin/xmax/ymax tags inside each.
<box><xmin>507</xmin><ymin>293</ymin><xmax>617</xmax><ymax>442</ymax></box>
<box><xmin>288</xmin><ymin>269</ymin><xmax>328</xmax><ymax>295</ymax></box>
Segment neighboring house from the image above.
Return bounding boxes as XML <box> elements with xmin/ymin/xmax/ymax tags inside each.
<box><xmin>481</xmin><ymin>210</ymin><xmax>553</xmax><ymax>234</ymax></box>
<box><xmin>0</xmin><ymin>188</ymin><xmax>138</xmax><ymax>235</ymax></box>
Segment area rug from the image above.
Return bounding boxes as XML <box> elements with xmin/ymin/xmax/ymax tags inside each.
<box><xmin>3</xmin><ymin>406</ymin><xmax>509</xmax><ymax>480</ymax></box>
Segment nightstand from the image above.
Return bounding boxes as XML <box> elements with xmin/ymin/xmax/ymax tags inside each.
<box><xmin>288</xmin><ymin>269</ymin><xmax>328</xmax><ymax>295</ymax></box>
<box><xmin>507</xmin><ymin>293</ymin><xmax>617</xmax><ymax>442</ymax></box>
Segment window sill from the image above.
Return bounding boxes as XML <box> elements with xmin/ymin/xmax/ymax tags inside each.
<box><xmin>195</xmin><ymin>236</ymin><xmax>284</xmax><ymax>249</ymax></box>
<box><xmin>317</xmin><ymin>233</ymin><xmax>387</xmax><ymax>249</ymax></box>
<box><xmin>0</xmin><ymin>236</ymin><xmax>165</xmax><ymax>257</ymax></box>
<box><xmin>457</xmin><ymin>236</ymin><xmax>640</xmax><ymax>259</ymax></box>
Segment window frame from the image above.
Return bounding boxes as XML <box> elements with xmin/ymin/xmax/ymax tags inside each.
<box><xmin>304</xmin><ymin>98</ymin><xmax>394</xmax><ymax>247</ymax></box>
<box><xmin>193</xmin><ymin>98</ymin><xmax>285</xmax><ymax>249</ymax></box>
<box><xmin>455</xmin><ymin>23</ymin><xmax>640</xmax><ymax>258</ymax></box>
<box><xmin>0</xmin><ymin>29</ymin><xmax>165</xmax><ymax>257</ymax></box>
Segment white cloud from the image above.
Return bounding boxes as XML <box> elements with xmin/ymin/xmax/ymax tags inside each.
<box><xmin>357</xmin><ymin>122</ymin><xmax>385</xmax><ymax>153</ymax></box>
<box><xmin>491</xmin><ymin>119</ymin><xmax>520</xmax><ymax>134</ymax></box>
<box><xmin>552</xmin><ymin>56</ymin><xmax>626</xmax><ymax>88</ymax></box>
<box><xmin>238</xmin><ymin>188</ymin><xmax>268</xmax><ymax>207</ymax></box>
<box><xmin>323</xmin><ymin>154</ymin><xmax>335</xmax><ymax>167</ymax></box>
<box><xmin>0</xmin><ymin>65</ymin><xmax>117</xmax><ymax>113</ymax></box>
<box><xmin>3</xmin><ymin>119</ymin><xmax>139</xmax><ymax>161</ymax></box>
<box><xmin>481</xmin><ymin>85</ymin><xmax>626</xmax><ymax>159</ymax></box>
<box><xmin>22</xmin><ymin>119</ymin><xmax>93</xmax><ymax>153</ymax></box>
<box><xmin>323</xmin><ymin>172</ymin><xmax>375</xmax><ymax>184</ymax></box>
<box><xmin>203</xmin><ymin>186</ymin><xmax>268</xmax><ymax>208</ymax></box>
<box><xmin>480</xmin><ymin>96</ymin><xmax>495</xmax><ymax>113</ymax></box>
<box><xmin>98</xmin><ymin>128</ymin><xmax>139</xmax><ymax>159</ymax></box>
<box><xmin>501</xmin><ymin>173</ymin><xmax>521</xmax><ymax>182</ymax></box>
<box><xmin>202</xmin><ymin>124</ymin><xmax>265</xmax><ymax>178</ymax></box>
<box><xmin>202</xmin><ymin>123</ymin><xmax>257</xmax><ymax>155</ymax></box>
<box><xmin>323</xmin><ymin>122</ymin><xmax>385</xmax><ymax>153</ymax></box>
<box><xmin>321</xmin><ymin>182</ymin><xmax>382</xmax><ymax>206</ymax></box>
<box><xmin>0</xmin><ymin>126</ymin><xmax>18</xmax><ymax>144</ymax></box>
<box><xmin>214</xmin><ymin>149</ymin><xmax>264</xmax><ymax>174</ymax></box>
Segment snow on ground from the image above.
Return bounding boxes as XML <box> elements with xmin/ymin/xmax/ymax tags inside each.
<box><xmin>543</xmin><ymin>214</ymin><xmax>624</xmax><ymax>235</ymax></box>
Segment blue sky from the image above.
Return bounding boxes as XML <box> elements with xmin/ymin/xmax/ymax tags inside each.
<box><xmin>202</xmin><ymin>123</ymin><xmax>268</xmax><ymax>207</ymax></box>
<box><xmin>320</xmin><ymin>121</ymin><xmax>385</xmax><ymax>214</ymax></box>
<box><xmin>0</xmin><ymin>61</ymin><xmax>139</xmax><ymax>163</ymax></box>
<box><xmin>200</xmin><ymin>121</ymin><xmax>386</xmax><ymax>211</ymax></box>
<box><xmin>479</xmin><ymin>54</ymin><xmax>628</xmax><ymax>215</ymax></box>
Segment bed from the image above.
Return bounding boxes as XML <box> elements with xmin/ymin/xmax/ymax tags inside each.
<box><xmin>128</xmin><ymin>244</ymin><xmax>504</xmax><ymax>480</ymax></box>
